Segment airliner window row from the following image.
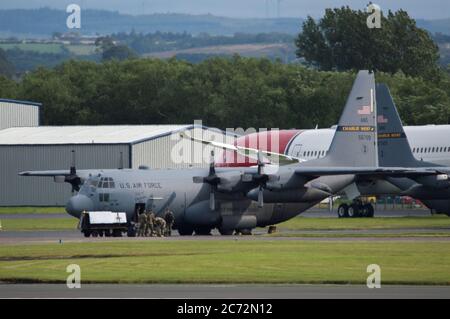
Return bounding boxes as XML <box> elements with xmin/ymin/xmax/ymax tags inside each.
<box><xmin>412</xmin><ymin>147</ymin><xmax>450</xmax><ymax>154</ymax></box>
<box><xmin>302</xmin><ymin>150</ymin><xmax>327</xmax><ymax>158</ymax></box>
<box><xmin>301</xmin><ymin>146</ymin><xmax>450</xmax><ymax>158</ymax></box>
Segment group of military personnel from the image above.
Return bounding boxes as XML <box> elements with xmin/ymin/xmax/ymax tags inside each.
<box><xmin>137</xmin><ymin>207</ymin><xmax>175</xmax><ymax>237</ymax></box>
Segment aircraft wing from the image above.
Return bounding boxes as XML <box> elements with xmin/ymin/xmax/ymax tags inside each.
<box><xmin>19</xmin><ymin>169</ymin><xmax>95</xmax><ymax>177</ymax></box>
<box><xmin>294</xmin><ymin>167</ymin><xmax>444</xmax><ymax>177</ymax></box>
<box><xmin>179</xmin><ymin>132</ymin><xmax>305</xmax><ymax>165</ymax></box>
<box><xmin>19</xmin><ymin>170</ymin><xmax>73</xmax><ymax>177</ymax></box>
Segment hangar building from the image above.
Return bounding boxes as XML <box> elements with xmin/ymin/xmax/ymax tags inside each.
<box><xmin>0</xmin><ymin>125</ymin><xmax>234</xmax><ymax>206</ymax></box>
<box><xmin>0</xmin><ymin>99</ymin><xmax>40</xmax><ymax>130</ymax></box>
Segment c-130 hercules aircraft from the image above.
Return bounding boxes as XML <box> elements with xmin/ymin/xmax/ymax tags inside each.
<box><xmin>20</xmin><ymin>71</ymin><xmax>450</xmax><ymax>236</ymax></box>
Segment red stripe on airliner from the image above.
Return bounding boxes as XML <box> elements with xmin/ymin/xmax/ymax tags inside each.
<box><xmin>216</xmin><ymin>130</ymin><xmax>302</xmax><ymax>167</ymax></box>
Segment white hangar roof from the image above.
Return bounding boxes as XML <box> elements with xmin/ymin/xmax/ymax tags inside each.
<box><xmin>0</xmin><ymin>125</ymin><xmax>208</xmax><ymax>145</ymax></box>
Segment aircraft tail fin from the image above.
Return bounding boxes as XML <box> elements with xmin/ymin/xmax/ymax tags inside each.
<box><xmin>376</xmin><ymin>83</ymin><xmax>430</xmax><ymax>167</ymax></box>
<box><xmin>305</xmin><ymin>70</ymin><xmax>378</xmax><ymax>168</ymax></box>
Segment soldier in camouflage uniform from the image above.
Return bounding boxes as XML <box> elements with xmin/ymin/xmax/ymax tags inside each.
<box><xmin>137</xmin><ymin>212</ymin><xmax>147</xmax><ymax>237</ymax></box>
<box><xmin>153</xmin><ymin>217</ymin><xmax>166</xmax><ymax>237</ymax></box>
<box><xmin>145</xmin><ymin>209</ymin><xmax>156</xmax><ymax>237</ymax></box>
<box><xmin>163</xmin><ymin>208</ymin><xmax>175</xmax><ymax>236</ymax></box>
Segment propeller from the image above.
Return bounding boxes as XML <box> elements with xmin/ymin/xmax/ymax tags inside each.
<box><xmin>247</xmin><ymin>151</ymin><xmax>269</xmax><ymax>208</ymax></box>
<box><xmin>257</xmin><ymin>185</ymin><xmax>264</xmax><ymax>208</ymax></box>
<box><xmin>193</xmin><ymin>151</ymin><xmax>221</xmax><ymax>210</ymax></box>
<box><xmin>256</xmin><ymin>151</ymin><xmax>268</xmax><ymax>207</ymax></box>
<box><xmin>65</xmin><ymin>150</ymin><xmax>82</xmax><ymax>193</ymax></box>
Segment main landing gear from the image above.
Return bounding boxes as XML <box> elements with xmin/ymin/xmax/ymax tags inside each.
<box><xmin>337</xmin><ymin>200</ymin><xmax>374</xmax><ymax>218</ymax></box>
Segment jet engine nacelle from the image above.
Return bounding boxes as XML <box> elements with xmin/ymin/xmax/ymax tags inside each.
<box><xmin>247</xmin><ymin>187</ymin><xmax>330</xmax><ymax>203</ymax></box>
<box><xmin>415</xmin><ymin>174</ymin><xmax>450</xmax><ymax>190</ymax></box>
<box><xmin>184</xmin><ymin>200</ymin><xmax>221</xmax><ymax>226</ymax></box>
<box><xmin>265</xmin><ymin>168</ymin><xmax>307</xmax><ymax>191</ymax></box>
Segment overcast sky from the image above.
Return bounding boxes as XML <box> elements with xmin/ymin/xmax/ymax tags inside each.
<box><xmin>1</xmin><ymin>0</ymin><xmax>449</xmax><ymax>19</ymax></box>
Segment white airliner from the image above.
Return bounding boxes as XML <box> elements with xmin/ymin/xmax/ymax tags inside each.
<box><xmin>285</xmin><ymin>125</ymin><xmax>450</xmax><ymax>166</ymax></box>
<box><xmin>215</xmin><ymin>124</ymin><xmax>450</xmax><ymax>218</ymax></box>
<box><xmin>217</xmin><ymin>125</ymin><xmax>450</xmax><ymax>167</ymax></box>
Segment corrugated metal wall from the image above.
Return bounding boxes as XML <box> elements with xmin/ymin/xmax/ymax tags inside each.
<box><xmin>0</xmin><ymin>144</ymin><xmax>129</xmax><ymax>206</ymax></box>
<box><xmin>0</xmin><ymin>127</ymin><xmax>235</xmax><ymax>206</ymax></box>
<box><xmin>0</xmin><ymin>102</ymin><xmax>39</xmax><ymax>130</ymax></box>
<box><xmin>132</xmin><ymin>128</ymin><xmax>235</xmax><ymax>169</ymax></box>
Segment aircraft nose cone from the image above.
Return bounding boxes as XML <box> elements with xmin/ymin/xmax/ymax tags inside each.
<box><xmin>66</xmin><ymin>195</ymin><xmax>94</xmax><ymax>218</ymax></box>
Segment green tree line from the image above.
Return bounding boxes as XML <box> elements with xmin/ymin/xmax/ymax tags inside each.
<box><xmin>0</xmin><ymin>56</ymin><xmax>449</xmax><ymax>129</ymax></box>
<box><xmin>296</xmin><ymin>7</ymin><xmax>440</xmax><ymax>79</ymax></box>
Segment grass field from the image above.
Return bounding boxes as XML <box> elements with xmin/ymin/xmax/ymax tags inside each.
<box><xmin>279</xmin><ymin>216</ymin><xmax>450</xmax><ymax>230</ymax></box>
<box><xmin>0</xmin><ymin>43</ymin><xmax>64</xmax><ymax>54</ymax></box>
<box><xmin>0</xmin><ymin>207</ymin><xmax>65</xmax><ymax>215</ymax></box>
<box><xmin>0</xmin><ymin>241</ymin><xmax>449</xmax><ymax>284</ymax></box>
<box><xmin>0</xmin><ymin>218</ymin><xmax>77</xmax><ymax>231</ymax></box>
<box><xmin>66</xmin><ymin>44</ymin><xmax>96</xmax><ymax>55</ymax></box>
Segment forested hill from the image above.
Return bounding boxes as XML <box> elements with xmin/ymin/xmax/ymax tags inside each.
<box><xmin>0</xmin><ymin>8</ymin><xmax>302</xmax><ymax>37</ymax></box>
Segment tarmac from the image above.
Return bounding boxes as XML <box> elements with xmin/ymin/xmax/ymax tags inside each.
<box><xmin>0</xmin><ymin>207</ymin><xmax>433</xmax><ymax>220</ymax></box>
<box><xmin>302</xmin><ymin>207</ymin><xmax>432</xmax><ymax>218</ymax></box>
<box><xmin>1</xmin><ymin>284</ymin><xmax>449</xmax><ymax>299</ymax></box>
<box><xmin>0</xmin><ymin>208</ymin><xmax>449</xmax><ymax>244</ymax></box>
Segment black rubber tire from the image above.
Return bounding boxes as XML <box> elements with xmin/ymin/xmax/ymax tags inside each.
<box><xmin>238</xmin><ymin>228</ymin><xmax>252</xmax><ymax>235</ymax></box>
<box><xmin>178</xmin><ymin>227</ymin><xmax>194</xmax><ymax>236</ymax></box>
<box><xmin>218</xmin><ymin>228</ymin><xmax>234</xmax><ymax>236</ymax></box>
<box><xmin>348</xmin><ymin>204</ymin><xmax>359</xmax><ymax>218</ymax></box>
<box><xmin>112</xmin><ymin>229</ymin><xmax>122</xmax><ymax>237</ymax></box>
<box><xmin>194</xmin><ymin>227</ymin><xmax>212</xmax><ymax>236</ymax></box>
<box><xmin>364</xmin><ymin>203</ymin><xmax>375</xmax><ymax>218</ymax></box>
<box><xmin>337</xmin><ymin>204</ymin><xmax>349</xmax><ymax>218</ymax></box>
<box><xmin>83</xmin><ymin>231</ymin><xmax>91</xmax><ymax>238</ymax></box>
<box><xmin>127</xmin><ymin>225</ymin><xmax>136</xmax><ymax>237</ymax></box>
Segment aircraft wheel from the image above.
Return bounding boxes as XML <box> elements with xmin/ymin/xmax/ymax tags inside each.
<box><xmin>218</xmin><ymin>228</ymin><xmax>234</xmax><ymax>236</ymax></box>
<box><xmin>127</xmin><ymin>225</ymin><xmax>136</xmax><ymax>237</ymax></box>
<box><xmin>98</xmin><ymin>230</ymin><xmax>104</xmax><ymax>237</ymax></box>
<box><xmin>178</xmin><ymin>227</ymin><xmax>194</xmax><ymax>236</ymax></box>
<box><xmin>83</xmin><ymin>231</ymin><xmax>91</xmax><ymax>238</ymax></box>
<box><xmin>92</xmin><ymin>231</ymin><xmax>99</xmax><ymax>238</ymax></box>
<box><xmin>238</xmin><ymin>228</ymin><xmax>252</xmax><ymax>236</ymax></box>
<box><xmin>194</xmin><ymin>227</ymin><xmax>212</xmax><ymax>236</ymax></box>
<box><xmin>348</xmin><ymin>204</ymin><xmax>359</xmax><ymax>218</ymax></box>
<box><xmin>363</xmin><ymin>204</ymin><xmax>375</xmax><ymax>218</ymax></box>
<box><xmin>112</xmin><ymin>229</ymin><xmax>122</xmax><ymax>237</ymax></box>
<box><xmin>337</xmin><ymin>204</ymin><xmax>349</xmax><ymax>218</ymax></box>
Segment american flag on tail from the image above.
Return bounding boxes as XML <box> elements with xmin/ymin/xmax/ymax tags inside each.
<box><xmin>357</xmin><ymin>105</ymin><xmax>371</xmax><ymax>115</ymax></box>
<box><xmin>377</xmin><ymin>115</ymin><xmax>389</xmax><ymax>123</ymax></box>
